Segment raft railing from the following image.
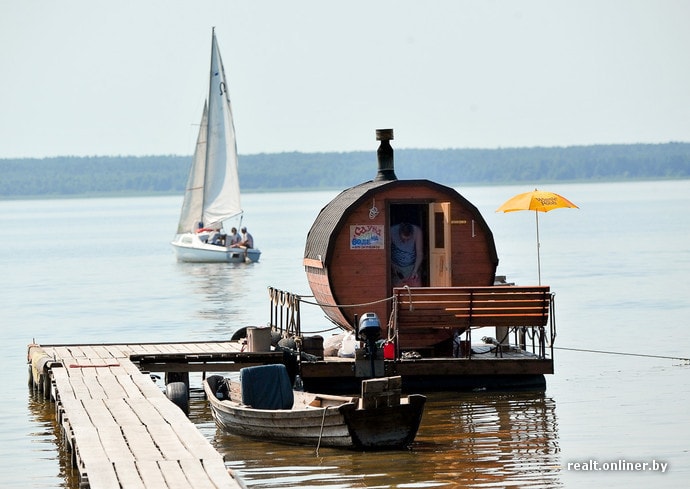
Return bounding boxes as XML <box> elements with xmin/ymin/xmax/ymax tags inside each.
<box><xmin>392</xmin><ymin>286</ymin><xmax>556</xmax><ymax>359</ymax></box>
<box><xmin>268</xmin><ymin>286</ymin><xmax>303</xmax><ymax>338</ymax></box>
<box><xmin>267</xmin><ymin>285</ymin><xmax>556</xmax><ymax>360</ymax></box>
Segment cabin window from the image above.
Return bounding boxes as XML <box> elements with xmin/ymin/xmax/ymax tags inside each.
<box><xmin>434</xmin><ymin>211</ymin><xmax>445</xmax><ymax>248</ymax></box>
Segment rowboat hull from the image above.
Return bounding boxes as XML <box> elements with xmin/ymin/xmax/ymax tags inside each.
<box><xmin>203</xmin><ymin>376</ymin><xmax>425</xmax><ymax>450</ymax></box>
<box><xmin>339</xmin><ymin>395</ymin><xmax>426</xmax><ymax>449</ymax></box>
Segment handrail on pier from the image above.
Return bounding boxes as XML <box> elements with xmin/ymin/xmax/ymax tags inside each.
<box><xmin>268</xmin><ymin>286</ymin><xmax>302</xmax><ymax>337</ymax></box>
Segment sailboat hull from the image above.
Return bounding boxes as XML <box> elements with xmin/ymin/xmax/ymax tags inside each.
<box><xmin>171</xmin><ymin>233</ymin><xmax>261</xmax><ymax>263</ymax></box>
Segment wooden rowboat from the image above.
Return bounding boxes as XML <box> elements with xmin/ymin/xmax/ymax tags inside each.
<box><xmin>203</xmin><ymin>365</ymin><xmax>425</xmax><ymax>450</ymax></box>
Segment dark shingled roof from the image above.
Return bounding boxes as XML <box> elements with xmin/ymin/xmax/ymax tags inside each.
<box><xmin>304</xmin><ymin>178</ymin><xmax>496</xmax><ymax>266</ymax></box>
<box><xmin>304</xmin><ymin>179</ymin><xmax>390</xmax><ymax>265</ymax></box>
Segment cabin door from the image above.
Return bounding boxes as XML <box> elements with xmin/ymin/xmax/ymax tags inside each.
<box><xmin>429</xmin><ymin>202</ymin><xmax>452</xmax><ymax>286</ymax></box>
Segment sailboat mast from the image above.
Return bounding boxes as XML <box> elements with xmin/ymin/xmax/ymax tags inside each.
<box><xmin>199</xmin><ymin>27</ymin><xmax>215</xmax><ymax>227</ymax></box>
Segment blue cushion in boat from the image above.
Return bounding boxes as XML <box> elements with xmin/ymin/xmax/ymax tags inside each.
<box><xmin>240</xmin><ymin>364</ymin><xmax>294</xmax><ymax>410</ymax></box>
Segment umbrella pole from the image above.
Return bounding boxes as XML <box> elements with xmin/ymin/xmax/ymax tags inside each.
<box><xmin>535</xmin><ymin>210</ymin><xmax>541</xmax><ymax>285</ymax></box>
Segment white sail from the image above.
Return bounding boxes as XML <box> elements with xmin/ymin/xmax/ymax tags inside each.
<box><xmin>171</xmin><ymin>29</ymin><xmax>260</xmax><ymax>264</ymax></box>
<box><xmin>202</xmin><ymin>30</ymin><xmax>242</xmax><ymax>228</ymax></box>
<box><xmin>177</xmin><ymin>102</ymin><xmax>208</xmax><ymax>234</ymax></box>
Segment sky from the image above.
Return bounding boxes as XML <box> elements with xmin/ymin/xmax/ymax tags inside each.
<box><xmin>1</xmin><ymin>0</ymin><xmax>689</xmax><ymax>158</ymax></box>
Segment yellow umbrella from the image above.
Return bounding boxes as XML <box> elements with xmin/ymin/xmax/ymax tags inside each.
<box><xmin>496</xmin><ymin>189</ymin><xmax>578</xmax><ymax>284</ymax></box>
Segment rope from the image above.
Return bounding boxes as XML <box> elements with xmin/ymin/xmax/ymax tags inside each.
<box><xmin>303</xmin><ymin>325</ymin><xmax>342</xmax><ymax>334</ymax></box>
<box><xmin>404</xmin><ymin>285</ymin><xmax>413</xmax><ymax>311</ymax></box>
<box><xmin>316</xmin><ymin>406</ymin><xmax>329</xmax><ymax>456</ymax></box>
<box><xmin>298</xmin><ymin>295</ymin><xmax>394</xmax><ymax>309</ymax></box>
<box><xmin>268</xmin><ymin>285</ymin><xmax>392</xmax><ymax>311</ymax></box>
<box><xmin>555</xmin><ymin>346</ymin><xmax>690</xmax><ymax>362</ymax></box>
<box><xmin>386</xmin><ymin>309</ymin><xmax>396</xmax><ymax>342</ymax></box>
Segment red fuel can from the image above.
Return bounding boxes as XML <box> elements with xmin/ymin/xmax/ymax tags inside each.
<box><xmin>383</xmin><ymin>341</ymin><xmax>395</xmax><ymax>360</ymax></box>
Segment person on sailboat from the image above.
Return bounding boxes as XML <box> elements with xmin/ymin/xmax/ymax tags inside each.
<box><xmin>228</xmin><ymin>227</ymin><xmax>242</xmax><ymax>246</ymax></box>
<box><xmin>232</xmin><ymin>227</ymin><xmax>254</xmax><ymax>249</ymax></box>
<box><xmin>209</xmin><ymin>229</ymin><xmax>225</xmax><ymax>246</ymax></box>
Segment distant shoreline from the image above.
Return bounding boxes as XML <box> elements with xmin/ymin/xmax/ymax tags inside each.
<box><xmin>2</xmin><ymin>143</ymin><xmax>688</xmax><ymax>199</ymax></box>
<box><xmin>2</xmin><ymin>176</ymin><xmax>687</xmax><ymax>202</ymax></box>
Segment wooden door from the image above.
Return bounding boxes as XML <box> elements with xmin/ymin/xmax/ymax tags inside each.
<box><xmin>429</xmin><ymin>202</ymin><xmax>452</xmax><ymax>286</ymax></box>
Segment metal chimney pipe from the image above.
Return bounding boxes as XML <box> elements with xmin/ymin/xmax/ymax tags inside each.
<box><xmin>374</xmin><ymin>128</ymin><xmax>397</xmax><ymax>181</ymax></box>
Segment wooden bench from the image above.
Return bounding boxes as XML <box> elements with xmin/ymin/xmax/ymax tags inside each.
<box><xmin>392</xmin><ymin>286</ymin><xmax>552</xmax><ymax>357</ymax></box>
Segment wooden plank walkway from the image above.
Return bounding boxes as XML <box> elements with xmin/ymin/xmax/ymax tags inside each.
<box><xmin>28</xmin><ymin>341</ymin><xmax>255</xmax><ymax>489</ymax></box>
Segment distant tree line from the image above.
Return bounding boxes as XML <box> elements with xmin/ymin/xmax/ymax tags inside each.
<box><xmin>1</xmin><ymin>143</ymin><xmax>688</xmax><ymax>198</ymax></box>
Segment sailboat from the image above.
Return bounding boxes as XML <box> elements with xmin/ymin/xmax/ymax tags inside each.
<box><xmin>171</xmin><ymin>29</ymin><xmax>261</xmax><ymax>263</ymax></box>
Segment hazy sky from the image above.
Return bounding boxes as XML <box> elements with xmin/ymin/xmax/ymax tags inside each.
<box><xmin>1</xmin><ymin>0</ymin><xmax>688</xmax><ymax>158</ymax></box>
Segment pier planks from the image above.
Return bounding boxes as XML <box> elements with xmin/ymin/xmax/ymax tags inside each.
<box><xmin>29</xmin><ymin>341</ymin><xmax>246</xmax><ymax>489</ymax></box>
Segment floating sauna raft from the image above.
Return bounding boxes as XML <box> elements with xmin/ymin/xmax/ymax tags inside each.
<box><xmin>27</xmin><ymin>341</ymin><xmax>275</xmax><ymax>489</ymax></box>
<box><xmin>287</xmin><ymin>129</ymin><xmax>559</xmax><ymax>392</ymax></box>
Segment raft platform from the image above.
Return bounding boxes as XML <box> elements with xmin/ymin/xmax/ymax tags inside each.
<box><xmin>266</xmin><ymin>284</ymin><xmax>557</xmax><ymax>394</ymax></box>
<box><xmin>27</xmin><ymin>340</ymin><xmax>281</xmax><ymax>489</ymax></box>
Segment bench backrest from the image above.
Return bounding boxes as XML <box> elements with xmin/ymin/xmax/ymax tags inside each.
<box><xmin>394</xmin><ymin>286</ymin><xmax>552</xmax><ymax>329</ymax></box>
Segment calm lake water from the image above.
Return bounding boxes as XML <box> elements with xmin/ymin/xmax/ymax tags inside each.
<box><xmin>1</xmin><ymin>180</ymin><xmax>689</xmax><ymax>488</ymax></box>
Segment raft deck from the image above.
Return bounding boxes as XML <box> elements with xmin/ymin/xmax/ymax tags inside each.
<box><xmin>268</xmin><ymin>285</ymin><xmax>556</xmax><ymax>393</ymax></box>
<box><xmin>27</xmin><ymin>341</ymin><xmax>279</xmax><ymax>489</ymax></box>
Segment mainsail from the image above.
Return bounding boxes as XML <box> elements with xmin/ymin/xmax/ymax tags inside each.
<box><xmin>176</xmin><ymin>29</ymin><xmax>242</xmax><ymax>233</ymax></box>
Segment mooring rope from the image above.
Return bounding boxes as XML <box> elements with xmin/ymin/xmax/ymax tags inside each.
<box><xmin>555</xmin><ymin>346</ymin><xmax>690</xmax><ymax>363</ymax></box>
<box><xmin>316</xmin><ymin>406</ymin><xmax>329</xmax><ymax>456</ymax></box>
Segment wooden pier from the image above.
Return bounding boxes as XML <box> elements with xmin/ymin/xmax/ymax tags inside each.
<box><xmin>27</xmin><ymin>340</ymin><xmax>280</xmax><ymax>489</ymax></box>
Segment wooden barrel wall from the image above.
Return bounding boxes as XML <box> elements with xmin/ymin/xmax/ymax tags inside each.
<box><xmin>304</xmin><ymin>179</ymin><xmax>498</xmax><ymax>332</ymax></box>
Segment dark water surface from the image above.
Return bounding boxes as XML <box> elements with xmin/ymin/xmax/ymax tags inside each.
<box><xmin>2</xmin><ymin>181</ymin><xmax>689</xmax><ymax>487</ymax></box>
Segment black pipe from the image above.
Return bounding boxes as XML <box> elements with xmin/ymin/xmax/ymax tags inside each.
<box><xmin>374</xmin><ymin>128</ymin><xmax>397</xmax><ymax>181</ymax></box>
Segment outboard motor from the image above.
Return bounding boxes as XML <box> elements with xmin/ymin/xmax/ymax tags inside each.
<box><xmin>359</xmin><ymin>312</ymin><xmax>381</xmax><ymax>345</ymax></box>
<box><xmin>358</xmin><ymin>313</ymin><xmax>381</xmax><ymax>376</ymax></box>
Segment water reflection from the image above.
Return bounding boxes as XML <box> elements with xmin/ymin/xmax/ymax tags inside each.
<box><xmin>25</xmin><ymin>391</ymin><xmax>80</xmax><ymax>489</ymax></box>
<box><xmin>417</xmin><ymin>391</ymin><xmax>561</xmax><ymax>487</ymax></box>
<box><xmin>176</xmin><ymin>262</ymin><xmax>258</xmax><ymax>337</ymax></box>
<box><xmin>202</xmin><ymin>390</ymin><xmax>561</xmax><ymax>488</ymax></box>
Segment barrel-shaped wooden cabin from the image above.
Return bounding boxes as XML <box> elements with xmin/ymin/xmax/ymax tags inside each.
<box><xmin>303</xmin><ymin>129</ymin><xmax>499</xmax><ymax>334</ymax></box>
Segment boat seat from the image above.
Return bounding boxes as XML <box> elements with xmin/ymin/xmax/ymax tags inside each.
<box><xmin>240</xmin><ymin>364</ymin><xmax>294</xmax><ymax>410</ymax></box>
<box><xmin>205</xmin><ymin>374</ymin><xmax>230</xmax><ymax>400</ymax></box>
